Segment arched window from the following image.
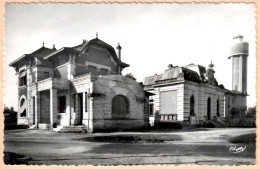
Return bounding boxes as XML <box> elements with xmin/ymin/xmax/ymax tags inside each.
<box><xmin>216</xmin><ymin>99</ymin><xmax>220</xmax><ymax>117</ymax></box>
<box><xmin>207</xmin><ymin>97</ymin><xmax>211</xmax><ymax>120</ymax></box>
<box><xmin>112</xmin><ymin>95</ymin><xmax>129</xmax><ymax>118</ymax></box>
<box><xmin>20</xmin><ymin>98</ymin><xmax>26</xmax><ymax>117</ymax></box>
<box><xmin>190</xmin><ymin>95</ymin><xmax>195</xmax><ymax>116</ymax></box>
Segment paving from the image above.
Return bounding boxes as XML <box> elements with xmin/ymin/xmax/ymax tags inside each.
<box><xmin>3</xmin><ymin>128</ymin><xmax>256</xmax><ymax>165</ymax></box>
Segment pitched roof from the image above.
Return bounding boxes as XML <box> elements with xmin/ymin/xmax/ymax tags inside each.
<box><xmin>9</xmin><ymin>46</ymin><xmax>56</xmax><ymax>67</ymax></box>
<box><xmin>10</xmin><ymin>38</ymin><xmax>129</xmax><ymax>68</ymax></box>
<box><xmin>29</xmin><ymin>46</ymin><xmax>56</xmax><ymax>58</ymax></box>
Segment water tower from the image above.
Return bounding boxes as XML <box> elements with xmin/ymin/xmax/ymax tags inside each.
<box><xmin>229</xmin><ymin>34</ymin><xmax>249</xmax><ymax>93</ymax></box>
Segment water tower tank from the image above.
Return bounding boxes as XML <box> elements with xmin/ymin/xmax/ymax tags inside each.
<box><xmin>229</xmin><ymin>34</ymin><xmax>249</xmax><ymax>93</ymax></box>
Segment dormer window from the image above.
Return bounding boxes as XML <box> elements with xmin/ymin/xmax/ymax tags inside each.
<box><xmin>44</xmin><ymin>72</ymin><xmax>49</xmax><ymax>79</ymax></box>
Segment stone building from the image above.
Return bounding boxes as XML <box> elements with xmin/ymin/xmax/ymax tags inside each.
<box><xmin>9</xmin><ymin>36</ymin><xmax>149</xmax><ymax>132</ymax></box>
<box><xmin>144</xmin><ymin>35</ymin><xmax>249</xmax><ymax>126</ymax></box>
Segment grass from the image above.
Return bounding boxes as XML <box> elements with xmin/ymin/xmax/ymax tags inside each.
<box><xmin>229</xmin><ymin>133</ymin><xmax>256</xmax><ymax>145</ymax></box>
<box><xmin>78</xmin><ymin>134</ymin><xmax>182</xmax><ymax>143</ymax></box>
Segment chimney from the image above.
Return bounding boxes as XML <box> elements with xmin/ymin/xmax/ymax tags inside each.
<box><xmin>116</xmin><ymin>43</ymin><xmax>122</xmax><ymax>74</ymax></box>
<box><xmin>116</xmin><ymin>43</ymin><xmax>122</xmax><ymax>61</ymax></box>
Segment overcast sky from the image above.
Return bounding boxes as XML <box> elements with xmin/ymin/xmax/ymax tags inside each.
<box><xmin>4</xmin><ymin>3</ymin><xmax>256</xmax><ymax>110</ymax></box>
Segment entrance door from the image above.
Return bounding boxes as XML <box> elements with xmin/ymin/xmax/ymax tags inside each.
<box><xmin>32</xmin><ymin>97</ymin><xmax>35</xmax><ymax>124</ymax></box>
<box><xmin>78</xmin><ymin>93</ymin><xmax>83</xmax><ymax>125</ymax></box>
<box><xmin>207</xmin><ymin>97</ymin><xmax>211</xmax><ymax>120</ymax></box>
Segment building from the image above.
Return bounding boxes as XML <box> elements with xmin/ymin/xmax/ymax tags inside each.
<box><xmin>143</xmin><ymin>35</ymin><xmax>248</xmax><ymax>126</ymax></box>
<box><xmin>9</xmin><ymin>36</ymin><xmax>149</xmax><ymax>132</ymax></box>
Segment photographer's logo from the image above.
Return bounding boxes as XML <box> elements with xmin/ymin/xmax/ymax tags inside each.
<box><xmin>229</xmin><ymin>145</ymin><xmax>246</xmax><ymax>153</ymax></box>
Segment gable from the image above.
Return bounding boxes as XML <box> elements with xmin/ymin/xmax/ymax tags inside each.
<box><xmin>76</xmin><ymin>44</ymin><xmax>118</xmax><ymax>73</ymax></box>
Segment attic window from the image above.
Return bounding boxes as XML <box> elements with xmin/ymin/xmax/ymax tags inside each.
<box><xmin>44</xmin><ymin>72</ymin><xmax>49</xmax><ymax>79</ymax></box>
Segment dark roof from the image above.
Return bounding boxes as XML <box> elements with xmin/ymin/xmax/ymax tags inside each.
<box><xmin>143</xmin><ymin>66</ymin><xmax>201</xmax><ymax>86</ymax></box>
<box><xmin>182</xmin><ymin>67</ymin><xmax>201</xmax><ymax>83</ymax></box>
<box><xmin>10</xmin><ymin>38</ymin><xmax>129</xmax><ymax>68</ymax></box>
<box><xmin>71</xmin><ymin>40</ymin><xmax>88</xmax><ymax>51</ymax></box>
<box><xmin>29</xmin><ymin>46</ymin><xmax>56</xmax><ymax>58</ymax></box>
<box><xmin>44</xmin><ymin>47</ymin><xmax>79</xmax><ymax>60</ymax></box>
<box><xmin>9</xmin><ymin>46</ymin><xmax>56</xmax><ymax>67</ymax></box>
<box><xmin>87</xmin><ymin>38</ymin><xmax>129</xmax><ymax>67</ymax></box>
<box><xmin>225</xmin><ymin>89</ymin><xmax>248</xmax><ymax>96</ymax></box>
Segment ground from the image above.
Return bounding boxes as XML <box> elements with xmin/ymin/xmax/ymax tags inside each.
<box><xmin>3</xmin><ymin>128</ymin><xmax>255</xmax><ymax>165</ymax></box>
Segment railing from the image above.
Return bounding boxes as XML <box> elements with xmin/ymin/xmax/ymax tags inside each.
<box><xmin>160</xmin><ymin>114</ymin><xmax>178</xmax><ymax>121</ymax></box>
<box><xmin>32</xmin><ymin>78</ymin><xmax>70</xmax><ymax>91</ymax></box>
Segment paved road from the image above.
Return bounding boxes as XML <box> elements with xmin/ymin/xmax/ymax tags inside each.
<box><xmin>4</xmin><ymin>128</ymin><xmax>256</xmax><ymax>165</ymax></box>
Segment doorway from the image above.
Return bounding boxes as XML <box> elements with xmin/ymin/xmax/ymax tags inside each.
<box><xmin>78</xmin><ymin>93</ymin><xmax>83</xmax><ymax>125</ymax></box>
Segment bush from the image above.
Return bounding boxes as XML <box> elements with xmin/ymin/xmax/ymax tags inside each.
<box><xmin>246</xmin><ymin>106</ymin><xmax>256</xmax><ymax>118</ymax></box>
<box><xmin>125</xmin><ymin>73</ymin><xmax>136</xmax><ymax>81</ymax></box>
<box><xmin>4</xmin><ymin>106</ymin><xmax>17</xmax><ymax>124</ymax></box>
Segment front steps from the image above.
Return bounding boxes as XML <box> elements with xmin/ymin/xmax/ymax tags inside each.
<box><xmin>54</xmin><ymin>125</ymin><xmax>87</xmax><ymax>133</ymax></box>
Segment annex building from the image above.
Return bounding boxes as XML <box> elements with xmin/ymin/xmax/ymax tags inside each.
<box><xmin>143</xmin><ymin>34</ymin><xmax>249</xmax><ymax>126</ymax></box>
<box><xmin>9</xmin><ymin>36</ymin><xmax>150</xmax><ymax>132</ymax></box>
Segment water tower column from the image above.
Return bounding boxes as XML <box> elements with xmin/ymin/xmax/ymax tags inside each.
<box><xmin>229</xmin><ymin>34</ymin><xmax>249</xmax><ymax>94</ymax></box>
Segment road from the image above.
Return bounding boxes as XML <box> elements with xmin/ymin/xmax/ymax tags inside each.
<box><xmin>3</xmin><ymin>128</ymin><xmax>255</xmax><ymax>165</ymax></box>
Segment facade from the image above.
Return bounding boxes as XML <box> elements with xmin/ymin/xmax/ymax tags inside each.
<box><xmin>9</xmin><ymin>36</ymin><xmax>149</xmax><ymax>132</ymax></box>
<box><xmin>144</xmin><ymin>35</ymin><xmax>248</xmax><ymax>126</ymax></box>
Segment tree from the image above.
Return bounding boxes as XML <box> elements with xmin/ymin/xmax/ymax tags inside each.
<box><xmin>4</xmin><ymin>106</ymin><xmax>17</xmax><ymax>124</ymax></box>
<box><xmin>125</xmin><ymin>73</ymin><xmax>136</xmax><ymax>81</ymax></box>
<box><xmin>246</xmin><ymin>106</ymin><xmax>256</xmax><ymax>118</ymax></box>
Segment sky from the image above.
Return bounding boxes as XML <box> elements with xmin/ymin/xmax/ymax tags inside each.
<box><xmin>4</xmin><ymin>3</ymin><xmax>256</xmax><ymax>110</ymax></box>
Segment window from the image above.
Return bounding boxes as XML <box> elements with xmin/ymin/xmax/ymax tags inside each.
<box><xmin>20</xmin><ymin>98</ymin><xmax>26</xmax><ymax>117</ymax></box>
<box><xmin>207</xmin><ymin>97</ymin><xmax>211</xmax><ymax>120</ymax></box>
<box><xmin>44</xmin><ymin>72</ymin><xmax>49</xmax><ymax>79</ymax></box>
<box><xmin>190</xmin><ymin>95</ymin><xmax>195</xmax><ymax>116</ymax></box>
<box><xmin>149</xmin><ymin>103</ymin><xmax>154</xmax><ymax>116</ymax></box>
<box><xmin>216</xmin><ymin>99</ymin><xmax>220</xmax><ymax>117</ymax></box>
<box><xmin>112</xmin><ymin>95</ymin><xmax>129</xmax><ymax>118</ymax></box>
<box><xmin>58</xmin><ymin>96</ymin><xmax>66</xmax><ymax>113</ymax></box>
<box><xmin>19</xmin><ymin>71</ymin><xmax>27</xmax><ymax>86</ymax></box>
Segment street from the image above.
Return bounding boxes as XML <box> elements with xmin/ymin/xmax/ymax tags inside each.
<box><xmin>4</xmin><ymin>128</ymin><xmax>255</xmax><ymax>165</ymax></box>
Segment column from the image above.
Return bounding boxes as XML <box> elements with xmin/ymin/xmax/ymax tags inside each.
<box><xmin>70</xmin><ymin>94</ymin><xmax>75</xmax><ymax>125</ymax></box>
<box><xmin>82</xmin><ymin>92</ymin><xmax>86</xmax><ymax>113</ymax></box>
<box><xmin>88</xmin><ymin>96</ymin><xmax>94</xmax><ymax>133</ymax></box>
<box><xmin>50</xmin><ymin>88</ymin><xmax>58</xmax><ymax>126</ymax></box>
<box><xmin>75</xmin><ymin>94</ymin><xmax>79</xmax><ymax>125</ymax></box>
<box><xmin>35</xmin><ymin>92</ymin><xmax>41</xmax><ymax>127</ymax></box>
<box><xmin>66</xmin><ymin>91</ymin><xmax>71</xmax><ymax>126</ymax></box>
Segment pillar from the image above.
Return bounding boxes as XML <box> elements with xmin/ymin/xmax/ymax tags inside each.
<box><xmin>83</xmin><ymin>92</ymin><xmax>86</xmax><ymax>113</ymax></box>
<box><xmin>66</xmin><ymin>91</ymin><xmax>71</xmax><ymax>126</ymax></box>
<box><xmin>35</xmin><ymin>92</ymin><xmax>41</xmax><ymax>127</ymax></box>
<box><xmin>50</xmin><ymin>88</ymin><xmax>58</xmax><ymax>126</ymax></box>
<box><xmin>75</xmin><ymin>93</ymin><xmax>80</xmax><ymax>125</ymax></box>
<box><xmin>88</xmin><ymin>96</ymin><xmax>94</xmax><ymax>133</ymax></box>
<box><xmin>70</xmin><ymin>94</ymin><xmax>75</xmax><ymax>125</ymax></box>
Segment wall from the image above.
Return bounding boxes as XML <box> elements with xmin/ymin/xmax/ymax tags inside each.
<box><xmin>150</xmin><ymin>83</ymin><xmax>184</xmax><ymax>122</ymax></box>
<box><xmin>32</xmin><ymin>67</ymin><xmax>54</xmax><ymax>82</ymax></box>
<box><xmin>40</xmin><ymin>90</ymin><xmax>50</xmax><ymax>123</ymax></box>
<box><xmin>54</xmin><ymin>64</ymin><xmax>69</xmax><ymax>79</ymax></box>
<box><xmin>225</xmin><ymin>93</ymin><xmax>247</xmax><ymax>119</ymax></box>
<box><xmin>91</xmin><ymin>75</ymin><xmax>148</xmax><ymax>131</ymax></box>
<box><xmin>184</xmin><ymin>81</ymin><xmax>225</xmax><ymax>122</ymax></box>
<box><xmin>71</xmin><ymin>74</ymin><xmax>93</xmax><ymax>127</ymax></box>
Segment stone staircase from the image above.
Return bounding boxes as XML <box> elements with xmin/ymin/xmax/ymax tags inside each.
<box><xmin>53</xmin><ymin>125</ymin><xmax>87</xmax><ymax>133</ymax></box>
<box><xmin>207</xmin><ymin>119</ymin><xmax>227</xmax><ymax>128</ymax></box>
